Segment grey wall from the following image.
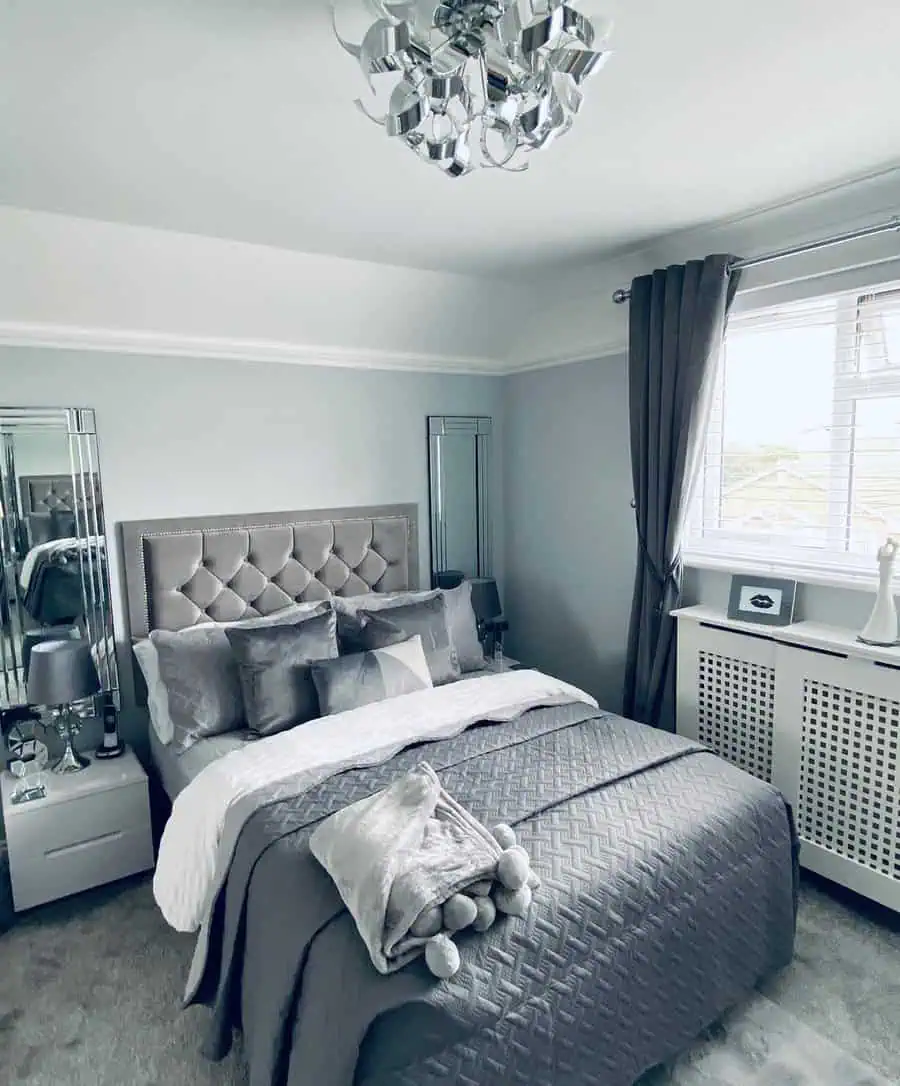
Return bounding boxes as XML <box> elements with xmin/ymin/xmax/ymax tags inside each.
<box><xmin>503</xmin><ymin>354</ymin><xmax>636</xmax><ymax>712</ymax></box>
<box><xmin>502</xmin><ymin>352</ymin><xmax>880</xmax><ymax>717</ymax></box>
<box><xmin>1</xmin><ymin>346</ymin><xmax>503</xmax><ymax>739</ymax></box>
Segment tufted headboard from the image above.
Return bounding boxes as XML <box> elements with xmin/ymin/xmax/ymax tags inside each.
<box><xmin>19</xmin><ymin>473</ymin><xmax>102</xmax><ymax>518</ymax></box>
<box><xmin>119</xmin><ymin>504</ymin><xmax>419</xmax><ymax>640</ymax></box>
<box><xmin>19</xmin><ymin>472</ymin><xmax>105</xmax><ymax>551</ymax></box>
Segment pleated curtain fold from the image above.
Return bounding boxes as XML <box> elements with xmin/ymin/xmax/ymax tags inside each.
<box><xmin>623</xmin><ymin>254</ymin><xmax>742</xmax><ymax>730</ymax></box>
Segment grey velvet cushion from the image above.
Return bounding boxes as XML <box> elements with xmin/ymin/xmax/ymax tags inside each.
<box><xmin>149</xmin><ymin>601</ymin><xmax>330</xmax><ymax>754</ymax></box>
<box><xmin>441</xmin><ymin>581</ymin><xmax>484</xmax><ymax>673</ymax></box>
<box><xmin>334</xmin><ymin>585</ymin><xmax>483</xmax><ymax>673</ymax></box>
<box><xmin>357</xmin><ymin>595</ymin><xmax>460</xmax><ymax>685</ymax></box>
<box><xmin>333</xmin><ymin>589</ymin><xmax>439</xmax><ymax>620</ymax></box>
<box><xmin>352</xmin><ymin>614</ymin><xmax>409</xmax><ymax>651</ymax></box>
<box><xmin>310</xmin><ymin>635</ymin><xmax>433</xmax><ymax>716</ymax></box>
<box><xmin>225</xmin><ymin>609</ymin><xmax>338</xmax><ymax>737</ymax></box>
<box><xmin>334</xmin><ymin>589</ymin><xmax>439</xmax><ymax>651</ymax></box>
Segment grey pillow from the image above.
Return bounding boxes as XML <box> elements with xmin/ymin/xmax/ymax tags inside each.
<box><xmin>333</xmin><ymin>589</ymin><xmax>440</xmax><ymax>620</ymax></box>
<box><xmin>225</xmin><ymin>610</ymin><xmax>338</xmax><ymax>737</ymax></box>
<box><xmin>441</xmin><ymin>581</ymin><xmax>485</xmax><ymax>673</ymax></box>
<box><xmin>352</xmin><ymin>614</ymin><xmax>410</xmax><ymax>651</ymax></box>
<box><xmin>334</xmin><ymin>590</ymin><xmax>440</xmax><ymax>650</ymax></box>
<box><xmin>150</xmin><ymin>601</ymin><xmax>331</xmax><ymax>754</ymax></box>
<box><xmin>311</xmin><ymin>635</ymin><xmax>433</xmax><ymax>716</ymax></box>
<box><xmin>357</xmin><ymin>595</ymin><xmax>460</xmax><ymax>685</ymax></box>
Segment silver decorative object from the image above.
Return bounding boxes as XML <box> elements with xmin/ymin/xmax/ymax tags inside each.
<box><xmin>26</xmin><ymin>640</ymin><xmax>100</xmax><ymax>774</ymax></box>
<box><xmin>333</xmin><ymin>0</ymin><xmax>612</xmax><ymax>176</ymax></box>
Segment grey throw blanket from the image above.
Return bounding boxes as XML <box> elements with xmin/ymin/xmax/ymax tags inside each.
<box><xmin>310</xmin><ymin>762</ymin><xmax>505</xmax><ymax>974</ymax></box>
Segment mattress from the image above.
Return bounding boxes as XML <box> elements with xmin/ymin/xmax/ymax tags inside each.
<box><xmin>148</xmin><ymin>727</ymin><xmax>252</xmax><ymax>800</ymax></box>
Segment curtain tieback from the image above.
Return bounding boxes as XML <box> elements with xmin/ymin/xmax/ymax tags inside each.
<box><xmin>631</xmin><ymin>500</ymin><xmax>679</xmax><ymax>595</ymax></box>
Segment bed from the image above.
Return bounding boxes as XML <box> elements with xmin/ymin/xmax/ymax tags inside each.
<box><xmin>120</xmin><ymin>505</ymin><xmax>798</xmax><ymax>1086</ymax></box>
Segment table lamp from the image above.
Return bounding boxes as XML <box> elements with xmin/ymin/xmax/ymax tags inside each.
<box><xmin>469</xmin><ymin>577</ymin><xmax>506</xmax><ymax>659</ymax></box>
<box><xmin>26</xmin><ymin>639</ymin><xmax>99</xmax><ymax>774</ymax></box>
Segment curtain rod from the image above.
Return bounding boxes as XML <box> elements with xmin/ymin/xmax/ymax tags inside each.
<box><xmin>611</xmin><ymin>216</ymin><xmax>900</xmax><ymax>305</ymax></box>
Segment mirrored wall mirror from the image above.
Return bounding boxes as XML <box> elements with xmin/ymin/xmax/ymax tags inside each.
<box><xmin>427</xmin><ymin>416</ymin><xmax>492</xmax><ymax>585</ymax></box>
<box><xmin>0</xmin><ymin>408</ymin><xmax>117</xmax><ymax>709</ymax></box>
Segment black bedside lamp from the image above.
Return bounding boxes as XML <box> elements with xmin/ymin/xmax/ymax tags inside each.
<box><xmin>469</xmin><ymin>578</ymin><xmax>506</xmax><ymax>659</ymax></box>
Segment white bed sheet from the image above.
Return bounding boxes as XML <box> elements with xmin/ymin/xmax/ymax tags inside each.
<box><xmin>149</xmin><ymin>727</ymin><xmax>253</xmax><ymax>801</ymax></box>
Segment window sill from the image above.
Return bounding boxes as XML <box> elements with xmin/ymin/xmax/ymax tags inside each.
<box><xmin>682</xmin><ymin>550</ymin><xmax>884</xmax><ymax>594</ymax></box>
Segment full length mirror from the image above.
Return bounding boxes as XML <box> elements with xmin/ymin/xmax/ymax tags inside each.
<box><xmin>0</xmin><ymin>408</ymin><xmax>116</xmax><ymax>709</ymax></box>
<box><xmin>427</xmin><ymin>416</ymin><xmax>492</xmax><ymax>585</ymax></box>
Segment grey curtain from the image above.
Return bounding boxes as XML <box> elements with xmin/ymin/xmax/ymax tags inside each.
<box><xmin>623</xmin><ymin>255</ymin><xmax>742</xmax><ymax>730</ymax></box>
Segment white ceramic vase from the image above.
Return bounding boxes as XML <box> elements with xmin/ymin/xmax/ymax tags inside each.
<box><xmin>859</xmin><ymin>537</ymin><xmax>900</xmax><ymax>647</ymax></box>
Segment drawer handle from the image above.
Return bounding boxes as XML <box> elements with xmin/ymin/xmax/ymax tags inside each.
<box><xmin>44</xmin><ymin>830</ymin><xmax>123</xmax><ymax>858</ymax></box>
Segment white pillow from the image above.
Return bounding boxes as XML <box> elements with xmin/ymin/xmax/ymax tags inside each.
<box><xmin>133</xmin><ymin>637</ymin><xmax>173</xmax><ymax>745</ymax></box>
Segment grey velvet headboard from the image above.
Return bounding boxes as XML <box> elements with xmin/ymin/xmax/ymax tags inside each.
<box><xmin>119</xmin><ymin>504</ymin><xmax>419</xmax><ymax>640</ymax></box>
<box><xmin>19</xmin><ymin>473</ymin><xmax>102</xmax><ymax>517</ymax></box>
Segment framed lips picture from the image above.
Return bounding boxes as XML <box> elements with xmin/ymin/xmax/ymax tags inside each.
<box><xmin>727</xmin><ymin>574</ymin><xmax>797</xmax><ymax>627</ymax></box>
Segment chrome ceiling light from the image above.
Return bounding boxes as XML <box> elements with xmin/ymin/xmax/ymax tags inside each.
<box><xmin>333</xmin><ymin>1</ymin><xmax>612</xmax><ymax>177</ymax></box>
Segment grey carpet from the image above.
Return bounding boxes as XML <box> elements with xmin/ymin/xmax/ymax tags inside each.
<box><xmin>0</xmin><ymin>873</ymin><xmax>897</xmax><ymax>1086</ymax></box>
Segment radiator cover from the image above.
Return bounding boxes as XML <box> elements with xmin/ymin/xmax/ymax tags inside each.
<box><xmin>675</xmin><ymin>606</ymin><xmax>900</xmax><ymax>912</ymax></box>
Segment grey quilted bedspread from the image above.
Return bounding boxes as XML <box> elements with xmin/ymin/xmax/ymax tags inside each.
<box><xmin>189</xmin><ymin>705</ymin><xmax>797</xmax><ymax>1086</ymax></box>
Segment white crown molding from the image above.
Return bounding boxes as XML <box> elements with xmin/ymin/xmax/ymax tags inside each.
<box><xmin>0</xmin><ymin>322</ymin><xmax>509</xmax><ymax>377</ymax></box>
<box><xmin>503</xmin><ymin>339</ymin><xmax>626</xmax><ymax>374</ymax></box>
<box><xmin>0</xmin><ymin>319</ymin><xmax>629</xmax><ymax>377</ymax></box>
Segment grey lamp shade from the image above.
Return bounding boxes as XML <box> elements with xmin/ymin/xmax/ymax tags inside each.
<box><xmin>434</xmin><ymin>570</ymin><xmax>465</xmax><ymax>590</ymax></box>
<box><xmin>26</xmin><ymin>639</ymin><xmax>100</xmax><ymax>706</ymax></box>
<box><xmin>469</xmin><ymin>577</ymin><xmax>502</xmax><ymax>622</ymax></box>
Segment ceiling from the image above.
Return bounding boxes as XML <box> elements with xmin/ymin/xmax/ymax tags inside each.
<box><xmin>1</xmin><ymin>0</ymin><xmax>899</xmax><ymax>278</ymax></box>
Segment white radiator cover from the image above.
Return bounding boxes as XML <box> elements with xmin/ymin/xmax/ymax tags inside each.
<box><xmin>675</xmin><ymin>605</ymin><xmax>900</xmax><ymax>912</ymax></box>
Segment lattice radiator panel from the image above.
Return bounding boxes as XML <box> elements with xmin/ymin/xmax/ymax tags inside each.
<box><xmin>800</xmin><ymin>680</ymin><xmax>900</xmax><ymax>880</ymax></box>
<box><xmin>696</xmin><ymin>650</ymin><xmax>775</xmax><ymax>781</ymax></box>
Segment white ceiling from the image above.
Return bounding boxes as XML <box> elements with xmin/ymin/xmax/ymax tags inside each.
<box><xmin>1</xmin><ymin>0</ymin><xmax>899</xmax><ymax>278</ymax></box>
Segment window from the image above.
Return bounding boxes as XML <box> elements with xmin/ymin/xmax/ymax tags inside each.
<box><xmin>685</xmin><ymin>282</ymin><xmax>900</xmax><ymax>585</ymax></box>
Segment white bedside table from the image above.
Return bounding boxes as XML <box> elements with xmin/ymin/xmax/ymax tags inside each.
<box><xmin>480</xmin><ymin>654</ymin><xmax>522</xmax><ymax>673</ymax></box>
<box><xmin>0</xmin><ymin>749</ymin><xmax>154</xmax><ymax>912</ymax></box>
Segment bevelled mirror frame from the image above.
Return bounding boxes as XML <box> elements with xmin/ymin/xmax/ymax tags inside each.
<box><xmin>0</xmin><ymin>407</ymin><xmax>117</xmax><ymax>709</ymax></box>
<box><xmin>427</xmin><ymin>415</ymin><xmax>492</xmax><ymax>586</ymax></box>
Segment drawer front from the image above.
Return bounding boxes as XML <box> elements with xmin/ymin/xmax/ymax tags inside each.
<box><xmin>10</xmin><ymin>824</ymin><xmax>154</xmax><ymax>912</ymax></box>
<box><xmin>6</xmin><ymin>780</ymin><xmax>150</xmax><ymax>858</ymax></box>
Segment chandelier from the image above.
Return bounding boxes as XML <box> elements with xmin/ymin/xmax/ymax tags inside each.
<box><xmin>333</xmin><ymin>1</ymin><xmax>612</xmax><ymax>177</ymax></box>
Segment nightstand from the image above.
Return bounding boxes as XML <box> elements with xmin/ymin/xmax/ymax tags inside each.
<box><xmin>481</xmin><ymin>654</ymin><xmax>524</xmax><ymax>672</ymax></box>
<box><xmin>0</xmin><ymin>749</ymin><xmax>154</xmax><ymax>912</ymax></box>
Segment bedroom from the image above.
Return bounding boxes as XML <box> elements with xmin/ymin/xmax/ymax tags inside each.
<box><xmin>0</xmin><ymin>1</ymin><xmax>899</xmax><ymax>1084</ymax></box>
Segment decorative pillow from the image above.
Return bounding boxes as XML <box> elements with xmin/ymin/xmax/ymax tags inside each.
<box><xmin>333</xmin><ymin>589</ymin><xmax>440</xmax><ymax>619</ymax></box>
<box><xmin>352</xmin><ymin>614</ymin><xmax>410</xmax><ymax>651</ymax></box>
<box><xmin>357</xmin><ymin>595</ymin><xmax>460</xmax><ymax>685</ymax></box>
<box><xmin>132</xmin><ymin>638</ymin><xmax>173</xmax><ymax>745</ymax></box>
<box><xmin>334</xmin><ymin>589</ymin><xmax>440</xmax><ymax>651</ymax></box>
<box><xmin>311</xmin><ymin>636</ymin><xmax>433</xmax><ymax>716</ymax></box>
<box><xmin>441</xmin><ymin>581</ymin><xmax>485</xmax><ymax>673</ymax></box>
<box><xmin>149</xmin><ymin>600</ymin><xmax>331</xmax><ymax>754</ymax></box>
<box><xmin>225</xmin><ymin>610</ymin><xmax>338</xmax><ymax>737</ymax></box>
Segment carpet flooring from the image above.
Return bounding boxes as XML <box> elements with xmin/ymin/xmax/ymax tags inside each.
<box><xmin>0</xmin><ymin>873</ymin><xmax>897</xmax><ymax>1086</ymax></box>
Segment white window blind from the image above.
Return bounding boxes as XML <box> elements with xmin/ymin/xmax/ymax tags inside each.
<box><xmin>685</xmin><ymin>281</ymin><xmax>900</xmax><ymax>585</ymax></box>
